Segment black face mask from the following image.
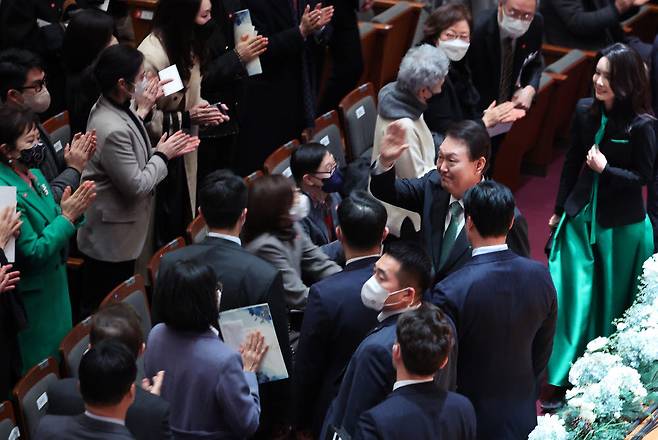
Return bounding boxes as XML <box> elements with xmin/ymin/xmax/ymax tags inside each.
<box><xmin>19</xmin><ymin>141</ymin><xmax>46</xmax><ymax>168</ymax></box>
<box><xmin>195</xmin><ymin>21</ymin><xmax>215</xmax><ymax>41</ymax></box>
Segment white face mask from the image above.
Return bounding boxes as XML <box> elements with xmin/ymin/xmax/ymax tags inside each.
<box><xmin>498</xmin><ymin>9</ymin><xmax>531</xmax><ymax>39</ymax></box>
<box><xmin>360</xmin><ymin>275</ymin><xmax>408</xmax><ymax>311</ymax></box>
<box><xmin>439</xmin><ymin>39</ymin><xmax>470</xmax><ymax>62</ymax></box>
<box><xmin>23</xmin><ymin>87</ymin><xmax>51</xmax><ymax>114</ymax></box>
<box><xmin>289</xmin><ymin>193</ymin><xmax>310</xmax><ymax>222</ymax></box>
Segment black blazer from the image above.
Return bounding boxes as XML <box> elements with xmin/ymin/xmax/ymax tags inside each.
<box><xmin>369</xmin><ymin>168</ymin><xmax>530</xmax><ymax>280</ymax></box>
<box><xmin>467</xmin><ymin>8</ymin><xmax>544</xmax><ymax>111</ymax></box>
<box><xmin>293</xmin><ymin>256</ymin><xmax>380</xmax><ymax>436</ymax></box>
<box><xmin>36</xmin><ymin>414</ymin><xmax>134</xmax><ymax>440</ymax></box>
<box><xmin>46</xmin><ymin>378</ymin><xmax>172</xmax><ymax>440</ymax></box>
<box><xmin>431</xmin><ymin>250</ymin><xmax>557</xmax><ymax>440</ymax></box>
<box><xmin>541</xmin><ymin>0</ymin><xmax>635</xmax><ymax>51</ymax></box>
<box><xmin>0</xmin><ymin>249</ymin><xmax>26</xmax><ymax>398</ymax></box>
<box><xmin>353</xmin><ymin>382</ymin><xmax>477</xmax><ymax>440</ymax></box>
<box><xmin>555</xmin><ymin>98</ymin><xmax>657</xmax><ymax>228</ymax></box>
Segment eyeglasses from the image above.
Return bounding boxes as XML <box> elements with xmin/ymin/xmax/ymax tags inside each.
<box><xmin>19</xmin><ymin>78</ymin><xmax>47</xmax><ymax>93</ymax></box>
<box><xmin>503</xmin><ymin>6</ymin><xmax>534</xmax><ymax>21</ymax></box>
<box><xmin>313</xmin><ymin>163</ymin><xmax>338</xmax><ymax>177</ymax></box>
<box><xmin>441</xmin><ymin>31</ymin><xmax>470</xmax><ymax>42</ymax></box>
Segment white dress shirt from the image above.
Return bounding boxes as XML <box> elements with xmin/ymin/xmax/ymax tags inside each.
<box><xmin>472</xmin><ymin>243</ymin><xmax>508</xmax><ymax>257</ymax></box>
<box><xmin>443</xmin><ymin>196</ymin><xmax>465</xmax><ymax>235</ymax></box>
<box><xmin>84</xmin><ymin>411</ymin><xmax>125</xmax><ymax>426</ymax></box>
<box><xmin>392</xmin><ymin>378</ymin><xmax>434</xmax><ymax>391</ymax></box>
<box><xmin>345</xmin><ymin>254</ymin><xmax>380</xmax><ymax>266</ymax></box>
<box><xmin>207</xmin><ymin>232</ymin><xmax>241</xmax><ymax>246</ymax></box>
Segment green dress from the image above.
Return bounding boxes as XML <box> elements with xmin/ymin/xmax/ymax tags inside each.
<box><xmin>0</xmin><ymin>163</ymin><xmax>78</xmax><ymax>372</ymax></box>
<box><xmin>547</xmin><ymin>114</ymin><xmax>654</xmax><ymax>386</ymax></box>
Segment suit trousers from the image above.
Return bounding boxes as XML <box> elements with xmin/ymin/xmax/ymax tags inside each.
<box><xmin>80</xmin><ymin>256</ymin><xmax>136</xmax><ymax>319</ymax></box>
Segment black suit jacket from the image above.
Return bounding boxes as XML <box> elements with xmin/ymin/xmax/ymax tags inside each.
<box><xmin>45</xmin><ymin>379</ymin><xmax>171</xmax><ymax>440</ymax></box>
<box><xmin>293</xmin><ymin>257</ymin><xmax>380</xmax><ymax>435</ymax></box>
<box><xmin>36</xmin><ymin>414</ymin><xmax>134</xmax><ymax>439</ymax></box>
<box><xmin>37</xmin><ymin>123</ymin><xmax>81</xmax><ymax>203</ymax></box>
<box><xmin>555</xmin><ymin>99</ymin><xmax>657</xmax><ymax>228</ymax></box>
<box><xmin>468</xmin><ymin>9</ymin><xmax>544</xmax><ymax>111</ymax></box>
<box><xmin>369</xmin><ymin>168</ymin><xmax>530</xmax><ymax>280</ymax></box>
<box><xmin>353</xmin><ymin>382</ymin><xmax>477</xmax><ymax>440</ymax></box>
<box><xmin>431</xmin><ymin>250</ymin><xmax>557</xmax><ymax>440</ymax></box>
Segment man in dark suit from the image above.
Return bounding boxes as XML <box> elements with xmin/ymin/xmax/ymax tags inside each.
<box><xmin>431</xmin><ymin>181</ymin><xmax>557</xmax><ymax>440</ymax></box>
<box><xmin>321</xmin><ymin>241</ymin><xmax>453</xmax><ymax>438</ymax></box>
<box><xmin>46</xmin><ymin>303</ymin><xmax>172</xmax><ymax>440</ymax></box>
<box><xmin>370</xmin><ymin>120</ymin><xmax>529</xmax><ymax>281</ymax></box>
<box><xmin>36</xmin><ymin>340</ymin><xmax>138</xmax><ymax>440</ymax></box>
<box><xmin>156</xmin><ymin>169</ymin><xmax>291</xmax><ymax>436</ymax></box>
<box><xmin>468</xmin><ymin>0</ymin><xmax>543</xmax><ymax>113</ymax></box>
<box><xmin>293</xmin><ymin>191</ymin><xmax>387</xmax><ymax>437</ymax></box>
<box><xmin>353</xmin><ymin>304</ymin><xmax>476</xmax><ymax>440</ymax></box>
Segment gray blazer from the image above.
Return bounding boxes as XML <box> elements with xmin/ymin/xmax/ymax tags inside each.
<box><xmin>245</xmin><ymin>223</ymin><xmax>341</xmax><ymax>308</ymax></box>
<box><xmin>35</xmin><ymin>414</ymin><xmax>134</xmax><ymax>439</ymax></box>
<box><xmin>77</xmin><ymin>96</ymin><xmax>168</xmax><ymax>262</ymax></box>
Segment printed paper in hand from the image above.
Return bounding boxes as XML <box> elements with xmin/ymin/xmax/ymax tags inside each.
<box><xmin>0</xmin><ymin>187</ymin><xmax>16</xmax><ymax>262</ymax></box>
<box><xmin>218</xmin><ymin>303</ymin><xmax>288</xmax><ymax>383</ymax></box>
<box><xmin>158</xmin><ymin>65</ymin><xmax>184</xmax><ymax>97</ymax></box>
<box><xmin>233</xmin><ymin>9</ymin><xmax>263</xmax><ymax>76</ymax></box>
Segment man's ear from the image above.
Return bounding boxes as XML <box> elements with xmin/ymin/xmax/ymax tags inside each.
<box><xmin>336</xmin><ymin>225</ymin><xmax>343</xmax><ymax>243</ymax></box>
<box><xmin>139</xmin><ymin>342</ymin><xmax>146</xmax><ymax>357</ymax></box>
<box><xmin>508</xmin><ymin>216</ymin><xmax>515</xmax><ymax>231</ymax></box>
<box><xmin>302</xmin><ymin>173</ymin><xmax>318</xmax><ymax>187</ymax></box>
<box><xmin>466</xmin><ymin>215</ymin><xmax>474</xmax><ymax>232</ymax></box>
<box><xmin>381</xmin><ymin>226</ymin><xmax>389</xmax><ymax>243</ymax></box>
<box><xmin>5</xmin><ymin>89</ymin><xmax>22</xmax><ymax>105</ymax></box>
<box><xmin>439</xmin><ymin>354</ymin><xmax>449</xmax><ymax>370</ymax></box>
<box><xmin>392</xmin><ymin>341</ymin><xmax>402</xmax><ymax>365</ymax></box>
<box><xmin>475</xmin><ymin>157</ymin><xmax>486</xmax><ymax>175</ymax></box>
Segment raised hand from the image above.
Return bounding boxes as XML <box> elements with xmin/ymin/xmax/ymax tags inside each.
<box><xmin>236</xmin><ymin>34</ymin><xmax>269</xmax><ymax>63</ymax></box>
<box><xmin>65</xmin><ymin>130</ymin><xmax>97</xmax><ymax>173</ymax></box>
<box><xmin>156</xmin><ymin>131</ymin><xmax>200</xmax><ymax>159</ymax></box>
<box><xmin>0</xmin><ymin>206</ymin><xmax>21</xmax><ymax>249</ymax></box>
<box><xmin>378</xmin><ymin>120</ymin><xmax>410</xmax><ymax>169</ymax></box>
<box><xmin>141</xmin><ymin>370</ymin><xmax>165</xmax><ymax>396</ymax></box>
<box><xmin>60</xmin><ymin>181</ymin><xmax>96</xmax><ymax>223</ymax></box>
<box><xmin>135</xmin><ymin>73</ymin><xmax>172</xmax><ymax>119</ymax></box>
<box><xmin>239</xmin><ymin>330</ymin><xmax>268</xmax><ymax>373</ymax></box>
<box><xmin>0</xmin><ymin>264</ymin><xmax>20</xmax><ymax>293</ymax></box>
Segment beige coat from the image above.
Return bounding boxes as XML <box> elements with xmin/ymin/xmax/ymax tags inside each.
<box><xmin>137</xmin><ymin>33</ymin><xmax>202</xmax><ymax>216</ymax></box>
<box><xmin>371</xmin><ymin>115</ymin><xmax>436</xmax><ymax>237</ymax></box>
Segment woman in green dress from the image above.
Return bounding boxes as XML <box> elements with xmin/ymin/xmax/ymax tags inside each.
<box><xmin>0</xmin><ymin>105</ymin><xmax>96</xmax><ymax>372</ymax></box>
<box><xmin>547</xmin><ymin>43</ymin><xmax>656</xmax><ymax>389</ymax></box>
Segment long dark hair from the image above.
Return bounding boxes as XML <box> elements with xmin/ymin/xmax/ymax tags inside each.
<box><xmin>592</xmin><ymin>43</ymin><xmax>653</xmax><ymax>123</ymax></box>
<box><xmin>242</xmin><ymin>175</ymin><xmax>296</xmax><ymax>243</ymax></box>
<box><xmin>63</xmin><ymin>9</ymin><xmax>115</xmax><ymax>74</ymax></box>
<box><xmin>152</xmin><ymin>0</ymin><xmax>211</xmax><ymax>82</ymax></box>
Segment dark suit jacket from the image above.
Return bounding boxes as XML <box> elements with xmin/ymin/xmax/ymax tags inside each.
<box><xmin>35</xmin><ymin>414</ymin><xmax>135</xmax><ymax>439</ymax></box>
<box><xmin>46</xmin><ymin>378</ymin><xmax>171</xmax><ymax>440</ymax></box>
<box><xmin>555</xmin><ymin>99</ymin><xmax>657</xmax><ymax>228</ymax></box>
<box><xmin>37</xmin><ymin>123</ymin><xmax>81</xmax><ymax>204</ymax></box>
<box><xmin>353</xmin><ymin>382</ymin><xmax>477</xmax><ymax>440</ymax></box>
<box><xmin>431</xmin><ymin>250</ymin><xmax>557</xmax><ymax>440</ymax></box>
<box><xmin>369</xmin><ymin>168</ymin><xmax>530</xmax><ymax>280</ymax></box>
<box><xmin>468</xmin><ymin>9</ymin><xmax>544</xmax><ymax>111</ymax></box>
<box><xmin>541</xmin><ymin>0</ymin><xmax>635</xmax><ymax>51</ymax></box>
<box><xmin>293</xmin><ymin>256</ymin><xmax>380</xmax><ymax>435</ymax></box>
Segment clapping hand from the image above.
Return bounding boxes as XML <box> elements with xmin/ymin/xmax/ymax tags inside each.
<box><xmin>0</xmin><ymin>264</ymin><xmax>20</xmax><ymax>293</ymax></box>
<box><xmin>482</xmin><ymin>101</ymin><xmax>525</xmax><ymax>127</ymax></box>
<box><xmin>586</xmin><ymin>145</ymin><xmax>607</xmax><ymax>174</ymax></box>
<box><xmin>511</xmin><ymin>86</ymin><xmax>536</xmax><ymax>111</ymax></box>
<box><xmin>189</xmin><ymin>101</ymin><xmax>229</xmax><ymax>126</ymax></box>
<box><xmin>156</xmin><ymin>130</ymin><xmax>200</xmax><ymax>159</ymax></box>
<box><xmin>299</xmin><ymin>3</ymin><xmax>334</xmax><ymax>38</ymax></box>
<box><xmin>240</xmin><ymin>330</ymin><xmax>268</xmax><ymax>373</ymax></box>
<box><xmin>60</xmin><ymin>181</ymin><xmax>96</xmax><ymax>223</ymax></box>
<box><xmin>236</xmin><ymin>34</ymin><xmax>269</xmax><ymax>63</ymax></box>
<box><xmin>378</xmin><ymin>120</ymin><xmax>409</xmax><ymax>169</ymax></box>
<box><xmin>141</xmin><ymin>370</ymin><xmax>165</xmax><ymax>396</ymax></box>
<box><xmin>65</xmin><ymin>130</ymin><xmax>96</xmax><ymax>173</ymax></box>
<box><xmin>135</xmin><ymin>73</ymin><xmax>172</xmax><ymax>119</ymax></box>
<box><xmin>0</xmin><ymin>206</ymin><xmax>21</xmax><ymax>250</ymax></box>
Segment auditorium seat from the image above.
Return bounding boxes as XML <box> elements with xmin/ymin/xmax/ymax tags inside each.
<box><xmin>493</xmin><ymin>73</ymin><xmax>558</xmax><ymax>191</ymax></box>
<box><xmin>263</xmin><ymin>140</ymin><xmax>300</xmax><ymax>176</ymax></box>
<box><xmin>12</xmin><ymin>357</ymin><xmax>59</xmax><ymax>440</ymax></box>
<box><xmin>244</xmin><ymin>170</ymin><xmax>264</xmax><ymax>187</ymax></box>
<box><xmin>42</xmin><ymin>110</ymin><xmax>71</xmax><ymax>153</ymax></box>
<box><xmin>101</xmin><ymin>274</ymin><xmax>152</xmax><ymax>341</ymax></box>
<box><xmin>125</xmin><ymin>0</ymin><xmax>158</xmax><ymax>45</ymax></box>
<box><xmin>0</xmin><ymin>401</ymin><xmax>19</xmax><ymax>440</ymax></box>
<box><xmin>147</xmin><ymin>237</ymin><xmax>186</xmax><ymax>287</ymax></box>
<box><xmin>302</xmin><ymin>110</ymin><xmax>347</xmax><ymax>166</ymax></box>
<box><xmin>58</xmin><ymin>316</ymin><xmax>92</xmax><ymax>378</ymax></box>
<box><xmin>186</xmin><ymin>214</ymin><xmax>209</xmax><ymax>245</ymax></box>
<box><xmin>339</xmin><ymin>83</ymin><xmax>378</xmax><ymax>161</ymax></box>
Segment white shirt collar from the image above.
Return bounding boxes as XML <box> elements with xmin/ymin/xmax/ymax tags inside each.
<box><xmin>84</xmin><ymin>411</ymin><xmax>125</xmax><ymax>426</ymax></box>
<box><xmin>377</xmin><ymin>302</ymin><xmax>422</xmax><ymax>323</ymax></box>
<box><xmin>345</xmin><ymin>254</ymin><xmax>380</xmax><ymax>267</ymax></box>
<box><xmin>472</xmin><ymin>244</ymin><xmax>508</xmax><ymax>257</ymax></box>
<box><xmin>207</xmin><ymin>232</ymin><xmax>241</xmax><ymax>246</ymax></box>
<box><xmin>392</xmin><ymin>378</ymin><xmax>434</xmax><ymax>391</ymax></box>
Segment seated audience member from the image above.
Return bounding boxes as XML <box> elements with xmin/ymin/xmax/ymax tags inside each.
<box><xmin>146</xmin><ymin>261</ymin><xmax>266</xmax><ymax>439</ymax></box>
<box><xmin>47</xmin><ymin>303</ymin><xmax>172</xmax><ymax>440</ymax></box>
<box><xmin>244</xmin><ymin>175</ymin><xmax>341</xmax><ymax>308</ymax></box>
<box><xmin>353</xmin><ymin>304</ymin><xmax>476</xmax><ymax>440</ymax></box>
<box><xmin>156</xmin><ymin>170</ymin><xmax>291</xmax><ymax>436</ymax></box>
<box><xmin>370</xmin><ymin>120</ymin><xmax>529</xmax><ymax>280</ymax></box>
<box><xmin>431</xmin><ymin>181</ymin><xmax>557</xmax><ymax>440</ymax></box>
<box><xmin>541</xmin><ymin>0</ymin><xmax>651</xmax><ymax>59</ymax></box>
<box><xmin>35</xmin><ymin>340</ymin><xmax>138</xmax><ymax>440</ymax></box>
<box><xmin>0</xmin><ymin>48</ymin><xmax>96</xmax><ymax>203</ymax></box>
<box><xmin>293</xmin><ymin>191</ymin><xmax>388</xmax><ymax>438</ymax></box>
<box><xmin>420</xmin><ymin>4</ymin><xmax>522</xmax><ymax>139</ymax></box>
<box><xmin>289</xmin><ymin>143</ymin><xmax>343</xmax><ymax>262</ymax></box>
<box><xmin>62</xmin><ymin>9</ymin><xmax>118</xmax><ymax>135</ymax></box>
<box><xmin>321</xmin><ymin>241</ymin><xmax>454</xmax><ymax>437</ymax></box>
<box><xmin>0</xmin><ymin>105</ymin><xmax>95</xmax><ymax>372</ymax></box>
<box><xmin>371</xmin><ymin>44</ymin><xmax>448</xmax><ymax>240</ymax></box>
<box><xmin>77</xmin><ymin>44</ymin><xmax>198</xmax><ymax>318</ymax></box>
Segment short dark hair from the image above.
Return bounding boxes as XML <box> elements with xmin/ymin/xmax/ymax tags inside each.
<box><xmin>93</xmin><ymin>44</ymin><xmax>144</xmax><ymax>95</ymax></box>
<box><xmin>153</xmin><ymin>260</ymin><xmax>219</xmax><ymax>332</ymax></box>
<box><xmin>337</xmin><ymin>191</ymin><xmax>387</xmax><ymax>251</ymax></box>
<box><xmin>199</xmin><ymin>169</ymin><xmax>248</xmax><ymax>229</ymax></box>
<box><xmin>79</xmin><ymin>339</ymin><xmax>137</xmax><ymax>407</ymax></box>
<box><xmin>63</xmin><ymin>9</ymin><xmax>115</xmax><ymax>75</ymax></box>
<box><xmin>243</xmin><ymin>175</ymin><xmax>295</xmax><ymax>243</ymax></box>
<box><xmin>445</xmin><ymin>120</ymin><xmax>491</xmax><ymax>172</ymax></box>
<box><xmin>90</xmin><ymin>303</ymin><xmax>144</xmax><ymax>358</ymax></box>
<box><xmin>463</xmin><ymin>180</ymin><xmax>515</xmax><ymax>238</ymax></box>
<box><xmin>0</xmin><ymin>49</ymin><xmax>43</xmax><ymax>102</ymax></box>
<box><xmin>396</xmin><ymin>304</ymin><xmax>453</xmax><ymax>375</ymax></box>
<box><xmin>384</xmin><ymin>241</ymin><xmax>432</xmax><ymax>297</ymax></box>
<box><xmin>290</xmin><ymin>143</ymin><xmax>329</xmax><ymax>184</ymax></box>
<box><xmin>422</xmin><ymin>3</ymin><xmax>472</xmax><ymax>45</ymax></box>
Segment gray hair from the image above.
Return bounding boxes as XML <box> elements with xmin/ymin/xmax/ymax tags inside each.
<box><xmin>397</xmin><ymin>44</ymin><xmax>450</xmax><ymax>94</ymax></box>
